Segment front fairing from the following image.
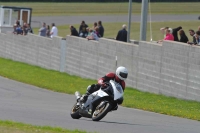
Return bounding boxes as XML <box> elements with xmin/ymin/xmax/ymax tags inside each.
<box><xmin>109</xmin><ymin>80</ymin><xmax>124</xmax><ymax>100</ymax></box>
<box><xmin>83</xmin><ymin>89</ymin><xmax>109</xmax><ymax>108</ymax></box>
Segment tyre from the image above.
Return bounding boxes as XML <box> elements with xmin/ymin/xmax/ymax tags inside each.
<box><xmin>70</xmin><ymin>103</ymin><xmax>82</xmax><ymax>119</ymax></box>
<box><xmin>92</xmin><ymin>101</ymin><xmax>112</xmax><ymax>121</ymax></box>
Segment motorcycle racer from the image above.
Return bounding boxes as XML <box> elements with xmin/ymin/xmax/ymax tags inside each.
<box><xmin>82</xmin><ymin>66</ymin><xmax>128</xmax><ymax>104</ymax></box>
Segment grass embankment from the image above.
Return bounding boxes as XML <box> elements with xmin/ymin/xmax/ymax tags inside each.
<box><xmin>0</xmin><ymin>57</ymin><xmax>200</xmax><ymax>121</ymax></box>
<box><xmin>1</xmin><ymin>2</ymin><xmax>200</xmax><ymax>16</ymax></box>
<box><xmin>0</xmin><ymin>120</ymin><xmax>90</xmax><ymax>133</ymax></box>
<box><xmin>33</xmin><ymin>21</ymin><xmax>200</xmax><ymax>41</ymax></box>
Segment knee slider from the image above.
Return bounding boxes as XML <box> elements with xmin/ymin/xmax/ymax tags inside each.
<box><xmin>117</xmin><ymin>97</ymin><xmax>124</xmax><ymax>105</ymax></box>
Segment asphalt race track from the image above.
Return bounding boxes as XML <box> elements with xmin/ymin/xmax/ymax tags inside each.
<box><xmin>0</xmin><ymin>76</ymin><xmax>200</xmax><ymax>133</ymax></box>
<box><xmin>31</xmin><ymin>14</ymin><xmax>199</xmax><ymax>27</ymax></box>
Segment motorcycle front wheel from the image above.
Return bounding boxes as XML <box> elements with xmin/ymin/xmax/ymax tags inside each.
<box><xmin>70</xmin><ymin>103</ymin><xmax>82</xmax><ymax>119</ymax></box>
<box><xmin>92</xmin><ymin>101</ymin><xmax>112</xmax><ymax>121</ymax></box>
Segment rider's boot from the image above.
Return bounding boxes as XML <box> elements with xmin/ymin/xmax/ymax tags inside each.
<box><xmin>80</xmin><ymin>84</ymin><xmax>96</xmax><ymax>103</ymax></box>
<box><xmin>80</xmin><ymin>91</ymin><xmax>90</xmax><ymax>103</ymax></box>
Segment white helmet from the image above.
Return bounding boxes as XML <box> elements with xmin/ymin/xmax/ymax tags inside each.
<box><xmin>116</xmin><ymin>66</ymin><xmax>128</xmax><ymax>80</ymax></box>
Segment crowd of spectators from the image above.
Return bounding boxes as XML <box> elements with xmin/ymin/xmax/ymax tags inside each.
<box><xmin>38</xmin><ymin>22</ymin><xmax>57</xmax><ymax>38</ymax></box>
<box><xmin>69</xmin><ymin>21</ymin><xmax>129</xmax><ymax>43</ymax></box>
<box><xmin>13</xmin><ymin>20</ymin><xmax>58</xmax><ymax>38</ymax></box>
<box><xmin>157</xmin><ymin>26</ymin><xmax>200</xmax><ymax>46</ymax></box>
<box><xmin>13</xmin><ymin>19</ymin><xmax>199</xmax><ymax>45</ymax></box>
<box><xmin>13</xmin><ymin>20</ymin><xmax>33</xmax><ymax>35</ymax></box>
<box><xmin>69</xmin><ymin>20</ymin><xmax>104</xmax><ymax>41</ymax></box>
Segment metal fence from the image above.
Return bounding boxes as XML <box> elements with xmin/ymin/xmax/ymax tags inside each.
<box><xmin>0</xmin><ymin>0</ymin><xmax>199</xmax><ymax>2</ymax></box>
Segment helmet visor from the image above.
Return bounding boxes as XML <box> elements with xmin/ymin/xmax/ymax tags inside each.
<box><xmin>119</xmin><ymin>72</ymin><xmax>128</xmax><ymax>79</ymax></box>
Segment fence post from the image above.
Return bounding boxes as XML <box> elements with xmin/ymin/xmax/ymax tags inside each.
<box><xmin>60</xmin><ymin>38</ymin><xmax>66</xmax><ymax>72</ymax></box>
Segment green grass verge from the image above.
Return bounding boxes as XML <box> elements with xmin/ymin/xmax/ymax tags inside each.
<box><xmin>33</xmin><ymin>21</ymin><xmax>199</xmax><ymax>41</ymax></box>
<box><xmin>0</xmin><ymin>57</ymin><xmax>200</xmax><ymax>121</ymax></box>
<box><xmin>0</xmin><ymin>120</ymin><xmax>91</xmax><ymax>133</ymax></box>
<box><xmin>1</xmin><ymin>2</ymin><xmax>200</xmax><ymax>16</ymax></box>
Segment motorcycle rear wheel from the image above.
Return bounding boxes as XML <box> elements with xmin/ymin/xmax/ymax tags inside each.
<box><xmin>92</xmin><ymin>101</ymin><xmax>112</xmax><ymax>121</ymax></box>
<box><xmin>70</xmin><ymin>103</ymin><xmax>82</xmax><ymax>119</ymax></box>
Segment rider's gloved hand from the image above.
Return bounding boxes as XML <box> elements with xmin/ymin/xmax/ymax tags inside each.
<box><xmin>101</xmin><ymin>83</ymin><xmax>107</xmax><ymax>88</ymax></box>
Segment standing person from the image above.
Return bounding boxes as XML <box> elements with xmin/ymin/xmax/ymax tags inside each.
<box><xmin>116</xmin><ymin>24</ymin><xmax>127</xmax><ymax>42</ymax></box>
<box><xmin>50</xmin><ymin>23</ymin><xmax>58</xmax><ymax>38</ymax></box>
<box><xmin>160</xmin><ymin>26</ymin><xmax>171</xmax><ymax>37</ymax></box>
<box><xmin>94</xmin><ymin>26</ymin><xmax>101</xmax><ymax>37</ymax></box>
<box><xmin>195</xmin><ymin>31</ymin><xmax>200</xmax><ymax>46</ymax></box>
<box><xmin>27</xmin><ymin>23</ymin><xmax>33</xmax><ymax>34</ymax></box>
<box><xmin>98</xmin><ymin>20</ymin><xmax>104</xmax><ymax>37</ymax></box>
<box><xmin>13</xmin><ymin>24</ymin><xmax>17</xmax><ymax>34</ymax></box>
<box><xmin>179</xmin><ymin>29</ymin><xmax>188</xmax><ymax>43</ymax></box>
<box><xmin>157</xmin><ymin>28</ymin><xmax>174</xmax><ymax>43</ymax></box>
<box><xmin>15</xmin><ymin>20</ymin><xmax>22</xmax><ymax>35</ymax></box>
<box><xmin>93</xmin><ymin>22</ymin><xmax>97</xmax><ymax>30</ymax></box>
<box><xmin>46</xmin><ymin>25</ymin><xmax>50</xmax><ymax>37</ymax></box>
<box><xmin>22</xmin><ymin>23</ymin><xmax>27</xmax><ymax>35</ymax></box>
<box><xmin>69</xmin><ymin>25</ymin><xmax>79</xmax><ymax>37</ymax></box>
<box><xmin>38</xmin><ymin>22</ymin><xmax>46</xmax><ymax>37</ymax></box>
<box><xmin>172</xmin><ymin>26</ymin><xmax>182</xmax><ymax>42</ymax></box>
<box><xmin>160</xmin><ymin>26</ymin><xmax>180</xmax><ymax>41</ymax></box>
<box><xmin>187</xmin><ymin>29</ymin><xmax>197</xmax><ymax>45</ymax></box>
<box><xmin>79</xmin><ymin>21</ymin><xmax>88</xmax><ymax>38</ymax></box>
<box><xmin>16</xmin><ymin>20</ymin><xmax>20</xmax><ymax>27</ymax></box>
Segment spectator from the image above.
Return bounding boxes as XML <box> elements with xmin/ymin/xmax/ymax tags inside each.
<box><xmin>93</xmin><ymin>22</ymin><xmax>97</xmax><ymax>30</ymax></box>
<box><xmin>69</xmin><ymin>25</ymin><xmax>79</xmax><ymax>37</ymax></box>
<box><xmin>15</xmin><ymin>21</ymin><xmax>22</xmax><ymax>35</ymax></box>
<box><xmin>160</xmin><ymin>27</ymin><xmax>171</xmax><ymax>37</ymax></box>
<box><xmin>187</xmin><ymin>29</ymin><xmax>197</xmax><ymax>45</ymax></box>
<box><xmin>39</xmin><ymin>22</ymin><xmax>46</xmax><ymax>37</ymax></box>
<box><xmin>46</xmin><ymin>25</ymin><xmax>50</xmax><ymax>37</ymax></box>
<box><xmin>22</xmin><ymin>23</ymin><xmax>27</xmax><ymax>35</ymax></box>
<box><xmin>16</xmin><ymin>26</ymin><xmax>22</xmax><ymax>35</ymax></box>
<box><xmin>13</xmin><ymin>24</ymin><xmax>17</xmax><ymax>34</ymax></box>
<box><xmin>86</xmin><ymin>27</ymin><xmax>90</xmax><ymax>36</ymax></box>
<box><xmin>195</xmin><ymin>31</ymin><xmax>200</xmax><ymax>46</ymax></box>
<box><xmin>158</xmin><ymin>28</ymin><xmax>174</xmax><ymax>43</ymax></box>
<box><xmin>27</xmin><ymin>23</ymin><xmax>33</xmax><ymax>34</ymax></box>
<box><xmin>160</xmin><ymin>26</ymin><xmax>181</xmax><ymax>41</ymax></box>
<box><xmin>116</xmin><ymin>24</ymin><xmax>127</xmax><ymax>42</ymax></box>
<box><xmin>98</xmin><ymin>20</ymin><xmax>104</xmax><ymax>37</ymax></box>
<box><xmin>86</xmin><ymin>28</ymin><xmax>99</xmax><ymax>41</ymax></box>
<box><xmin>172</xmin><ymin>26</ymin><xmax>182</xmax><ymax>42</ymax></box>
<box><xmin>79</xmin><ymin>21</ymin><xmax>88</xmax><ymax>38</ymax></box>
<box><xmin>94</xmin><ymin>26</ymin><xmax>101</xmax><ymax>37</ymax></box>
<box><xmin>15</xmin><ymin>20</ymin><xmax>20</xmax><ymax>27</ymax></box>
<box><xmin>179</xmin><ymin>29</ymin><xmax>188</xmax><ymax>43</ymax></box>
<box><xmin>50</xmin><ymin>23</ymin><xmax>58</xmax><ymax>38</ymax></box>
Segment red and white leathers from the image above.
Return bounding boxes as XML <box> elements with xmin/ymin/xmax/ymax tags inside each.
<box><xmin>87</xmin><ymin>72</ymin><xmax>125</xmax><ymax>94</ymax></box>
<box><xmin>98</xmin><ymin>72</ymin><xmax>125</xmax><ymax>90</ymax></box>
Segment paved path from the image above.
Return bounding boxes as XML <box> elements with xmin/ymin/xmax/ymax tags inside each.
<box><xmin>0</xmin><ymin>76</ymin><xmax>200</xmax><ymax>133</ymax></box>
<box><xmin>31</xmin><ymin>14</ymin><xmax>199</xmax><ymax>27</ymax></box>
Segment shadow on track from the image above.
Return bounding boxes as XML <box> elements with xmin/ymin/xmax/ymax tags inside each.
<box><xmin>80</xmin><ymin>118</ymin><xmax>150</xmax><ymax>126</ymax></box>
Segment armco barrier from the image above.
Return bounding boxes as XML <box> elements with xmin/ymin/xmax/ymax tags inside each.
<box><xmin>0</xmin><ymin>33</ymin><xmax>200</xmax><ymax>102</ymax></box>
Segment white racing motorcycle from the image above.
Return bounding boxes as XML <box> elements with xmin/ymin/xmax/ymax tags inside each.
<box><xmin>70</xmin><ymin>80</ymin><xmax>124</xmax><ymax>121</ymax></box>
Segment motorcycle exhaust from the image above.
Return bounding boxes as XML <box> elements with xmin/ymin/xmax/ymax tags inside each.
<box><xmin>75</xmin><ymin>91</ymin><xmax>81</xmax><ymax>100</ymax></box>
